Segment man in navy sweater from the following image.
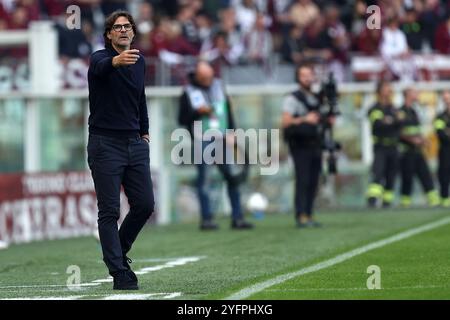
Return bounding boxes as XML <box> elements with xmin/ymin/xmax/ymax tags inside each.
<box><xmin>87</xmin><ymin>10</ymin><xmax>154</xmax><ymax>290</ymax></box>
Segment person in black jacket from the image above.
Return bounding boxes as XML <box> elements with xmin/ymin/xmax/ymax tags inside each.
<box><xmin>398</xmin><ymin>88</ymin><xmax>440</xmax><ymax>207</ymax></box>
<box><xmin>178</xmin><ymin>61</ymin><xmax>253</xmax><ymax>231</ymax></box>
<box><xmin>87</xmin><ymin>11</ymin><xmax>154</xmax><ymax>290</ymax></box>
<box><xmin>366</xmin><ymin>80</ymin><xmax>402</xmax><ymax>208</ymax></box>
<box><xmin>282</xmin><ymin>64</ymin><xmax>335</xmax><ymax>228</ymax></box>
<box><xmin>434</xmin><ymin>90</ymin><xmax>450</xmax><ymax>208</ymax></box>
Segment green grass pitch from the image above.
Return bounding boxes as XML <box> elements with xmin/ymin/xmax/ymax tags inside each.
<box><xmin>0</xmin><ymin>208</ymin><xmax>449</xmax><ymax>300</ymax></box>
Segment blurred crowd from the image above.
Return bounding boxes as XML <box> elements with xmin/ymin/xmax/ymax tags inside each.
<box><xmin>1</xmin><ymin>0</ymin><xmax>450</xmax><ymax>82</ymax></box>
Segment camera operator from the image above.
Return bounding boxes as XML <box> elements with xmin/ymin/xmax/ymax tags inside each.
<box><xmin>282</xmin><ymin>64</ymin><xmax>337</xmax><ymax>228</ymax></box>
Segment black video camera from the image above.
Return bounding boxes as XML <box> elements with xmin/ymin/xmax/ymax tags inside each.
<box><xmin>319</xmin><ymin>72</ymin><xmax>341</xmax><ymax>175</ymax></box>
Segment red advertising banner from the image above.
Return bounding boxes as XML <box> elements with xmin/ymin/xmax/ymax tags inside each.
<box><xmin>0</xmin><ymin>171</ymin><xmax>131</xmax><ymax>244</ymax></box>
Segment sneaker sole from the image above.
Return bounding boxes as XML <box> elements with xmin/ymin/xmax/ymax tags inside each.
<box><xmin>113</xmin><ymin>285</ymin><xmax>139</xmax><ymax>290</ymax></box>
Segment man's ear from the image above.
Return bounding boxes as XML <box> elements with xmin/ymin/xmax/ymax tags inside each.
<box><xmin>107</xmin><ymin>32</ymin><xmax>112</xmax><ymax>40</ymax></box>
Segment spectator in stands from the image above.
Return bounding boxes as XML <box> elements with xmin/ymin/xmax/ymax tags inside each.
<box><xmin>350</xmin><ymin>0</ymin><xmax>368</xmax><ymax>40</ymax></box>
<box><xmin>135</xmin><ymin>30</ymin><xmax>152</xmax><ymax>58</ymax></box>
<box><xmin>243</xmin><ymin>12</ymin><xmax>273</xmax><ymax>65</ymax></box>
<box><xmin>42</xmin><ymin>0</ymin><xmax>72</xmax><ymax>18</ymax></box>
<box><xmin>5</xmin><ymin>4</ymin><xmax>29</xmax><ymax>58</ymax></box>
<box><xmin>324</xmin><ymin>5</ymin><xmax>350</xmax><ymax>81</ymax></box>
<box><xmin>265</xmin><ymin>0</ymin><xmax>291</xmax><ymax>35</ymax></box>
<box><xmin>45</xmin><ymin>0</ymin><xmax>98</xmax><ymax>25</ymax></box>
<box><xmin>150</xmin><ymin>0</ymin><xmax>178</xmax><ymax>17</ymax></box>
<box><xmin>148</xmin><ymin>17</ymin><xmax>198</xmax><ymax>58</ymax></box>
<box><xmin>380</xmin><ymin>14</ymin><xmax>416</xmax><ymax>81</ymax></box>
<box><xmin>135</xmin><ymin>1</ymin><xmax>154</xmax><ymax>36</ymax></box>
<box><xmin>187</xmin><ymin>0</ymin><xmax>204</xmax><ymax>13</ymax></box>
<box><xmin>235</xmin><ymin>0</ymin><xmax>258</xmax><ymax>34</ymax></box>
<box><xmin>289</xmin><ymin>0</ymin><xmax>320</xmax><ymax>29</ymax></box>
<box><xmin>376</xmin><ymin>0</ymin><xmax>403</xmax><ymax>18</ymax></box>
<box><xmin>100</xmin><ymin>0</ymin><xmax>128</xmax><ymax>17</ymax></box>
<box><xmin>134</xmin><ymin>6</ymin><xmax>156</xmax><ymax>83</ymax></box>
<box><xmin>281</xmin><ymin>24</ymin><xmax>307</xmax><ymax>64</ymax></box>
<box><xmin>354</xmin><ymin>27</ymin><xmax>382</xmax><ymax>55</ymax></box>
<box><xmin>215</xmin><ymin>7</ymin><xmax>244</xmax><ymax>64</ymax></box>
<box><xmin>177</xmin><ymin>3</ymin><xmax>201</xmax><ymax>50</ymax></box>
<box><xmin>200</xmin><ymin>31</ymin><xmax>237</xmax><ymax>74</ymax></box>
<box><xmin>75</xmin><ymin>0</ymin><xmax>100</xmax><ymax>26</ymax></box>
<box><xmin>0</xmin><ymin>18</ymin><xmax>6</xmax><ymax>31</ymax></box>
<box><xmin>434</xmin><ymin>13</ymin><xmax>450</xmax><ymax>54</ymax></box>
<box><xmin>158</xmin><ymin>20</ymin><xmax>200</xmax><ymax>85</ymax></box>
<box><xmin>166</xmin><ymin>21</ymin><xmax>199</xmax><ymax>56</ymax></box>
<box><xmin>0</xmin><ymin>3</ymin><xmax>8</xmax><ymax>58</ymax></box>
<box><xmin>419</xmin><ymin>0</ymin><xmax>445</xmax><ymax>50</ymax></box>
<box><xmin>7</xmin><ymin>5</ymin><xmax>29</xmax><ymax>29</ymax></box>
<box><xmin>0</xmin><ymin>1</ymin><xmax>8</xmax><ymax>14</ymax></box>
<box><xmin>195</xmin><ymin>11</ymin><xmax>213</xmax><ymax>45</ymax></box>
<box><xmin>202</xmin><ymin>0</ymin><xmax>230</xmax><ymax>20</ymax></box>
<box><xmin>303</xmin><ymin>16</ymin><xmax>333</xmax><ymax>64</ymax></box>
<box><xmin>17</xmin><ymin>0</ymin><xmax>40</xmax><ymax>22</ymax></box>
<box><xmin>401</xmin><ymin>8</ymin><xmax>425</xmax><ymax>52</ymax></box>
<box><xmin>0</xmin><ymin>3</ymin><xmax>6</xmax><ymax>21</ymax></box>
<box><xmin>148</xmin><ymin>17</ymin><xmax>171</xmax><ymax>57</ymax></box>
<box><xmin>57</xmin><ymin>20</ymin><xmax>93</xmax><ymax>59</ymax></box>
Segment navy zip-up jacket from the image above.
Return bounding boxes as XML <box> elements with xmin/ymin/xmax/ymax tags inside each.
<box><xmin>88</xmin><ymin>45</ymin><xmax>149</xmax><ymax>137</ymax></box>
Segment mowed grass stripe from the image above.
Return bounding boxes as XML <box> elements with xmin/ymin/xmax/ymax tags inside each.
<box><xmin>225</xmin><ymin>216</ymin><xmax>450</xmax><ymax>300</ymax></box>
<box><xmin>253</xmin><ymin>223</ymin><xmax>450</xmax><ymax>299</ymax></box>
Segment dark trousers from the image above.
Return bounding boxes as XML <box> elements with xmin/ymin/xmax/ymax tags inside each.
<box><xmin>87</xmin><ymin>134</ymin><xmax>154</xmax><ymax>275</ymax></box>
<box><xmin>438</xmin><ymin>148</ymin><xmax>450</xmax><ymax>198</ymax></box>
<box><xmin>400</xmin><ymin>149</ymin><xmax>434</xmax><ymax>195</ymax></box>
<box><xmin>196</xmin><ymin>140</ymin><xmax>242</xmax><ymax>222</ymax></box>
<box><xmin>371</xmin><ymin>145</ymin><xmax>399</xmax><ymax>191</ymax></box>
<box><xmin>290</xmin><ymin>145</ymin><xmax>322</xmax><ymax>218</ymax></box>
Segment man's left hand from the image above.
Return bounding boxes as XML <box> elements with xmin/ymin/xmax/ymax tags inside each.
<box><xmin>141</xmin><ymin>135</ymin><xmax>150</xmax><ymax>143</ymax></box>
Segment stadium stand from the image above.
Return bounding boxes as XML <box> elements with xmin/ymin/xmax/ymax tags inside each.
<box><xmin>0</xmin><ymin>0</ymin><xmax>449</xmax><ymax>86</ymax></box>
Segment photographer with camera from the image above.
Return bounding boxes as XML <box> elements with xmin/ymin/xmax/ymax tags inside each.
<box><xmin>282</xmin><ymin>64</ymin><xmax>337</xmax><ymax>228</ymax></box>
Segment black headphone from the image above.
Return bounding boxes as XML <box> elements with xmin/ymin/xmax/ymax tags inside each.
<box><xmin>294</xmin><ymin>65</ymin><xmax>300</xmax><ymax>84</ymax></box>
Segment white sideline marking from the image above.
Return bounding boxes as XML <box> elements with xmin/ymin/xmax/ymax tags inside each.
<box><xmin>2</xmin><ymin>292</ymin><xmax>183</xmax><ymax>300</ymax></box>
<box><xmin>0</xmin><ymin>256</ymin><xmax>205</xmax><ymax>298</ymax></box>
<box><xmin>225</xmin><ymin>216</ymin><xmax>450</xmax><ymax>300</ymax></box>
<box><xmin>3</xmin><ymin>296</ymin><xmax>84</xmax><ymax>300</ymax></box>
<box><xmin>0</xmin><ymin>285</ymin><xmax>66</xmax><ymax>289</ymax></box>
<box><xmin>266</xmin><ymin>284</ymin><xmax>450</xmax><ymax>292</ymax></box>
<box><xmin>87</xmin><ymin>256</ymin><xmax>205</xmax><ymax>285</ymax></box>
<box><xmin>95</xmin><ymin>257</ymin><xmax>204</xmax><ymax>264</ymax></box>
<box><xmin>101</xmin><ymin>292</ymin><xmax>182</xmax><ymax>300</ymax></box>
